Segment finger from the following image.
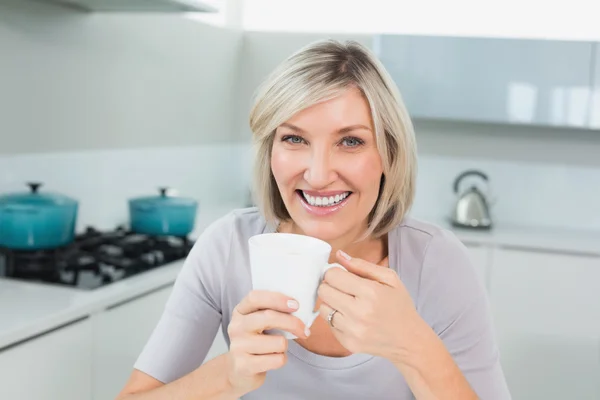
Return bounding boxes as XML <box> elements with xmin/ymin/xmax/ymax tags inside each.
<box><xmin>335</xmin><ymin>250</ymin><xmax>397</xmax><ymax>286</ymax></box>
<box><xmin>317</xmin><ymin>281</ymin><xmax>354</xmax><ymax>315</ymax></box>
<box><xmin>232</xmin><ymin>334</ymin><xmax>288</xmax><ymax>355</ymax></box>
<box><xmin>244</xmin><ymin>309</ymin><xmax>308</xmax><ymax>339</ymax></box>
<box><xmin>250</xmin><ymin>353</ymin><xmax>288</xmax><ymax>373</ymax></box>
<box><xmin>319</xmin><ymin>302</ymin><xmax>347</xmax><ymax>332</ymax></box>
<box><xmin>323</xmin><ymin>267</ymin><xmax>368</xmax><ymax>297</ymax></box>
<box><xmin>235</xmin><ymin>290</ymin><xmax>299</xmax><ymax>316</ymax></box>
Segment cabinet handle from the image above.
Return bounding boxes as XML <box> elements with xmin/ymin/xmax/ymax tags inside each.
<box><xmin>105</xmin><ymin>283</ymin><xmax>173</xmax><ymax>311</ymax></box>
<box><xmin>0</xmin><ymin>316</ymin><xmax>88</xmax><ymax>353</ymax></box>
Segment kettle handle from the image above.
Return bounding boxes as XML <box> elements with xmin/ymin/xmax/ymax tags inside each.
<box><xmin>453</xmin><ymin>170</ymin><xmax>488</xmax><ymax>194</ymax></box>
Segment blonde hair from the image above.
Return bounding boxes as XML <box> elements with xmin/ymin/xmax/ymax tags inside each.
<box><xmin>249</xmin><ymin>39</ymin><xmax>417</xmax><ymax>239</ymax></box>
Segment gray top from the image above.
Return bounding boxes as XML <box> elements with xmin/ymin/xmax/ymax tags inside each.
<box><xmin>134</xmin><ymin>207</ymin><xmax>511</xmax><ymax>399</ymax></box>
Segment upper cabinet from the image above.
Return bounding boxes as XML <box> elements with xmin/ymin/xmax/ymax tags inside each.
<box><xmin>590</xmin><ymin>44</ymin><xmax>600</xmax><ymax>129</ymax></box>
<box><xmin>38</xmin><ymin>0</ymin><xmax>219</xmax><ymax>12</ymax></box>
<box><xmin>376</xmin><ymin>35</ymin><xmax>596</xmax><ymax>129</ymax></box>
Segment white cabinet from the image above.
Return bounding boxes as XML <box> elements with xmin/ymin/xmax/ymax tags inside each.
<box><xmin>0</xmin><ymin>318</ymin><xmax>92</xmax><ymax>400</ymax></box>
<box><xmin>489</xmin><ymin>247</ymin><xmax>600</xmax><ymax>400</ymax></box>
<box><xmin>590</xmin><ymin>44</ymin><xmax>600</xmax><ymax>128</ymax></box>
<box><xmin>92</xmin><ymin>285</ymin><xmax>173</xmax><ymax>400</ymax></box>
<box><xmin>377</xmin><ymin>35</ymin><xmax>594</xmax><ymax>128</ymax></box>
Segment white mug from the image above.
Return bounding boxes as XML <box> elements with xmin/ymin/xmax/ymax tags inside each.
<box><xmin>248</xmin><ymin>232</ymin><xmax>346</xmax><ymax>339</ymax></box>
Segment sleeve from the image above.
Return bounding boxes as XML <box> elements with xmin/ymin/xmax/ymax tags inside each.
<box><xmin>416</xmin><ymin>229</ymin><xmax>512</xmax><ymax>400</ymax></box>
<box><xmin>133</xmin><ymin>212</ymin><xmax>235</xmax><ymax>383</ymax></box>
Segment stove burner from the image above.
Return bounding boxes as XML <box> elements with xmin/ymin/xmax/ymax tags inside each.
<box><xmin>0</xmin><ymin>227</ymin><xmax>193</xmax><ymax>290</ymax></box>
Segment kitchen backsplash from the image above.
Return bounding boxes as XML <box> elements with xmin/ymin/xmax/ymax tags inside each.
<box><xmin>0</xmin><ymin>143</ymin><xmax>249</xmax><ymax>238</ymax></box>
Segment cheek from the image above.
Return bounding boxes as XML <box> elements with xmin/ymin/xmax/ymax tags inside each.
<box><xmin>345</xmin><ymin>155</ymin><xmax>383</xmax><ymax>193</ymax></box>
<box><xmin>271</xmin><ymin>147</ymin><xmax>300</xmax><ymax>184</ymax></box>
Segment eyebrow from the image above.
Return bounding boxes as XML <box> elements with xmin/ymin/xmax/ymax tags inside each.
<box><xmin>279</xmin><ymin>123</ymin><xmax>372</xmax><ymax>134</ymax></box>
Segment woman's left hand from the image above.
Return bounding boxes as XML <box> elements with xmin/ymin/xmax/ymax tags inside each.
<box><xmin>317</xmin><ymin>250</ymin><xmax>425</xmax><ymax>363</ymax></box>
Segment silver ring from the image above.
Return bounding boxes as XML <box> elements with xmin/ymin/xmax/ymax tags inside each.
<box><xmin>327</xmin><ymin>309</ymin><xmax>338</xmax><ymax>328</ymax></box>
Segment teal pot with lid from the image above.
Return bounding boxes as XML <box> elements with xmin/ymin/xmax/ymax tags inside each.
<box><xmin>129</xmin><ymin>188</ymin><xmax>198</xmax><ymax>237</ymax></box>
<box><xmin>0</xmin><ymin>183</ymin><xmax>78</xmax><ymax>250</ymax></box>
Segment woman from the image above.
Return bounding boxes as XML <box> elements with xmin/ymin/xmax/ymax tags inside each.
<box><xmin>117</xmin><ymin>39</ymin><xmax>510</xmax><ymax>399</ymax></box>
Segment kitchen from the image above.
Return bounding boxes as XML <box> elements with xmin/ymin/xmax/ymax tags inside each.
<box><xmin>1</xmin><ymin>0</ymin><xmax>599</xmax><ymax>399</ymax></box>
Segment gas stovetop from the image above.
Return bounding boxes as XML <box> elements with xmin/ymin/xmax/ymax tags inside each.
<box><xmin>0</xmin><ymin>226</ymin><xmax>193</xmax><ymax>290</ymax></box>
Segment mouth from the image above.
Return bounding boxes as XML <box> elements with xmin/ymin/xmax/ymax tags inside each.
<box><xmin>295</xmin><ymin>189</ymin><xmax>352</xmax><ymax>216</ymax></box>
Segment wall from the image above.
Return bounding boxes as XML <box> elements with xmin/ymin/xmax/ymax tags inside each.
<box><xmin>241</xmin><ymin>0</ymin><xmax>600</xmax><ymax>42</ymax></box>
<box><xmin>0</xmin><ymin>0</ymin><xmax>243</xmax><ymax>154</ymax></box>
<box><xmin>0</xmin><ymin>0</ymin><xmax>246</xmax><ymax>235</ymax></box>
<box><xmin>237</xmin><ymin>31</ymin><xmax>600</xmax><ymax>232</ymax></box>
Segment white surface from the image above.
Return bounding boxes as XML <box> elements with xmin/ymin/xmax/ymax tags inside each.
<box><xmin>438</xmin><ymin>219</ymin><xmax>600</xmax><ymax>256</ymax></box>
<box><xmin>377</xmin><ymin>35</ymin><xmax>594</xmax><ymax>128</ymax></box>
<box><xmin>0</xmin><ymin>318</ymin><xmax>92</xmax><ymax>400</ymax></box>
<box><xmin>0</xmin><ymin>0</ymin><xmax>242</xmax><ymax>155</ymax></box>
<box><xmin>490</xmin><ymin>247</ymin><xmax>600</xmax><ymax>400</ymax></box>
<box><xmin>0</xmin><ymin>261</ymin><xmax>183</xmax><ymax>351</ymax></box>
<box><xmin>93</xmin><ymin>285</ymin><xmax>174</xmax><ymax>400</ymax></box>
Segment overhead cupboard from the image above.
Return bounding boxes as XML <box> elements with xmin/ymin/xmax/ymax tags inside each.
<box><xmin>375</xmin><ymin>35</ymin><xmax>599</xmax><ymax>130</ymax></box>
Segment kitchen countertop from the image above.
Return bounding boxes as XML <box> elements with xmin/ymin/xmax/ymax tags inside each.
<box><xmin>426</xmin><ymin>216</ymin><xmax>600</xmax><ymax>257</ymax></box>
<box><xmin>2</xmin><ymin>207</ymin><xmax>600</xmax><ymax>350</ymax></box>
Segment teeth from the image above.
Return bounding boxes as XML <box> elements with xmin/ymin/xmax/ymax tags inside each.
<box><xmin>302</xmin><ymin>191</ymin><xmax>350</xmax><ymax>207</ymax></box>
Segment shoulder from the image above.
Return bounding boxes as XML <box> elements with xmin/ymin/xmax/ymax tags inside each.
<box><xmin>392</xmin><ymin>216</ymin><xmax>471</xmax><ymax>274</ymax></box>
<box><xmin>194</xmin><ymin>206</ymin><xmax>268</xmax><ymax>246</ymax></box>
<box><xmin>187</xmin><ymin>206</ymin><xmax>268</xmax><ymax>267</ymax></box>
<box><xmin>395</xmin><ymin>216</ymin><xmax>465</xmax><ymax>251</ymax></box>
<box><xmin>174</xmin><ymin>207</ymin><xmax>266</xmax><ymax>304</ymax></box>
<box><xmin>391</xmin><ymin>217</ymin><xmax>483</xmax><ymax>327</ymax></box>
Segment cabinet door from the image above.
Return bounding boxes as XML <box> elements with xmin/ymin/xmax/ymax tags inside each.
<box><xmin>490</xmin><ymin>247</ymin><xmax>600</xmax><ymax>400</ymax></box>
<box><xmin>0</xmin><ymin>318</ymin><xmax>92</xmax><ymax>400</ymax></box>
<box><xmin>377</xmin><ymin>35</ymin><xmax>593</xmax><ymax>128</ymax></box>
<box><xmin>590</xmin><ymin>44</ymin><xmax>600</xmax><ymax>128</ymax></box>
<box><xmin>93</xmin><ymin>285</ymin><xmax>173</xmax><ymax>400</ymax></box>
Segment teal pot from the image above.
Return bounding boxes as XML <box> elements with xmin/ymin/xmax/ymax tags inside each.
<box><xmin>0</xmin><ymin>183</ymin><xmax>78</xmax><ymax>250</ymax></box>
<box><xmin>129</xmin><ymin>188</ymin><xmax>198</xmax><ymax>237</ymax></box>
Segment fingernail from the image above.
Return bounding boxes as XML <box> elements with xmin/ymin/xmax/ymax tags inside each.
<box><xmin>304</xmin><ymin>327</ymin><xmax>311</xmax><ymax>337</ymax></box>
<box><xmin>287</xmin><ymin>300</ymin><xmax>299</xmax><ymax>310</ymax></box>
<box><xmin>339</xmin><ymin>250</ymin><xmax>351</xmax><ymax>260</ymax></box>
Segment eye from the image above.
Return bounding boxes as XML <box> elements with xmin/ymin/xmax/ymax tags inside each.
<box><xmin>281</xmin><ymin>135</ymin><xmax>306</xmax><ymax>145</ymax></box>
<box><xmin>340</xmin><ymin>136</ymin><xmax>364</xmax><ymax>148</ymax></box>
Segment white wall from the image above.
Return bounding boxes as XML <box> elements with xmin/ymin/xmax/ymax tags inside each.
<box><xmin>242</xmin><ymin>0</ymin><xmax>600</xmax><ymax>42</ymax></box>
<box><xmin>0</xmin><ymin>0</ymin><xmax>247</xmax><ymax>234</ymax></box>
<box><xmin>237</xmin><ymin>31</ymin><xmax>600</xmax><ymax>232</ymax></box>
<box><xmin>0</xmin><ymin>0</ymin><xmax>243</xmax><ymax>155</ymax></box>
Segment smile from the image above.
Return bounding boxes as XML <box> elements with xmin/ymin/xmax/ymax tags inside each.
<box><xmin>296</xmin><ymin>190</ymin><xmax>352</xmax><ymax>216</ymax></box>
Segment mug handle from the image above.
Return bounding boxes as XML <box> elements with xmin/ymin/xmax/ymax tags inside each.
<box><xmin>307</xmin><ymin>262</ymin><xmax>347</xmax><ymax>328</ymax></box>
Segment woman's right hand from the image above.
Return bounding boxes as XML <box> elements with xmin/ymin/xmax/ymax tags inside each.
<box><xmin>225</xmin><ymin>290</ymin><xmax>309</xmax><ymax>396</ymax></box>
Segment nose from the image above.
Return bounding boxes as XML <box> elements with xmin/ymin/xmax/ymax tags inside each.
<box><xmin>303</xmin><ymin>148</ymin><xmax>338</xmax><ymax>188</ymax></box>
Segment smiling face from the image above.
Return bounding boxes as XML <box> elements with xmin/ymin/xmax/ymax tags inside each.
<box><xmin>270</xmin><ymin>87</ymin><xmax>384</xmax><ymax>242</ymax></box>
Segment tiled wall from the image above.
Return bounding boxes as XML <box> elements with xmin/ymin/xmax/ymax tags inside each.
<box><xmin>0</xmin><ymin>144</ymin><xmax>249</xmax><ymax>238</ymax></box>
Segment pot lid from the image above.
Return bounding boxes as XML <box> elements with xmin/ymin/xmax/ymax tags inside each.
<box><xmin>0</xmin><ymin>183</ymin><xmax>78</xmax><ymax>208</ymax></box>
<box><xmin>130</xmin><ymin>187</ymin><xmax>198</xmax><ymax>207</ymax></box>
